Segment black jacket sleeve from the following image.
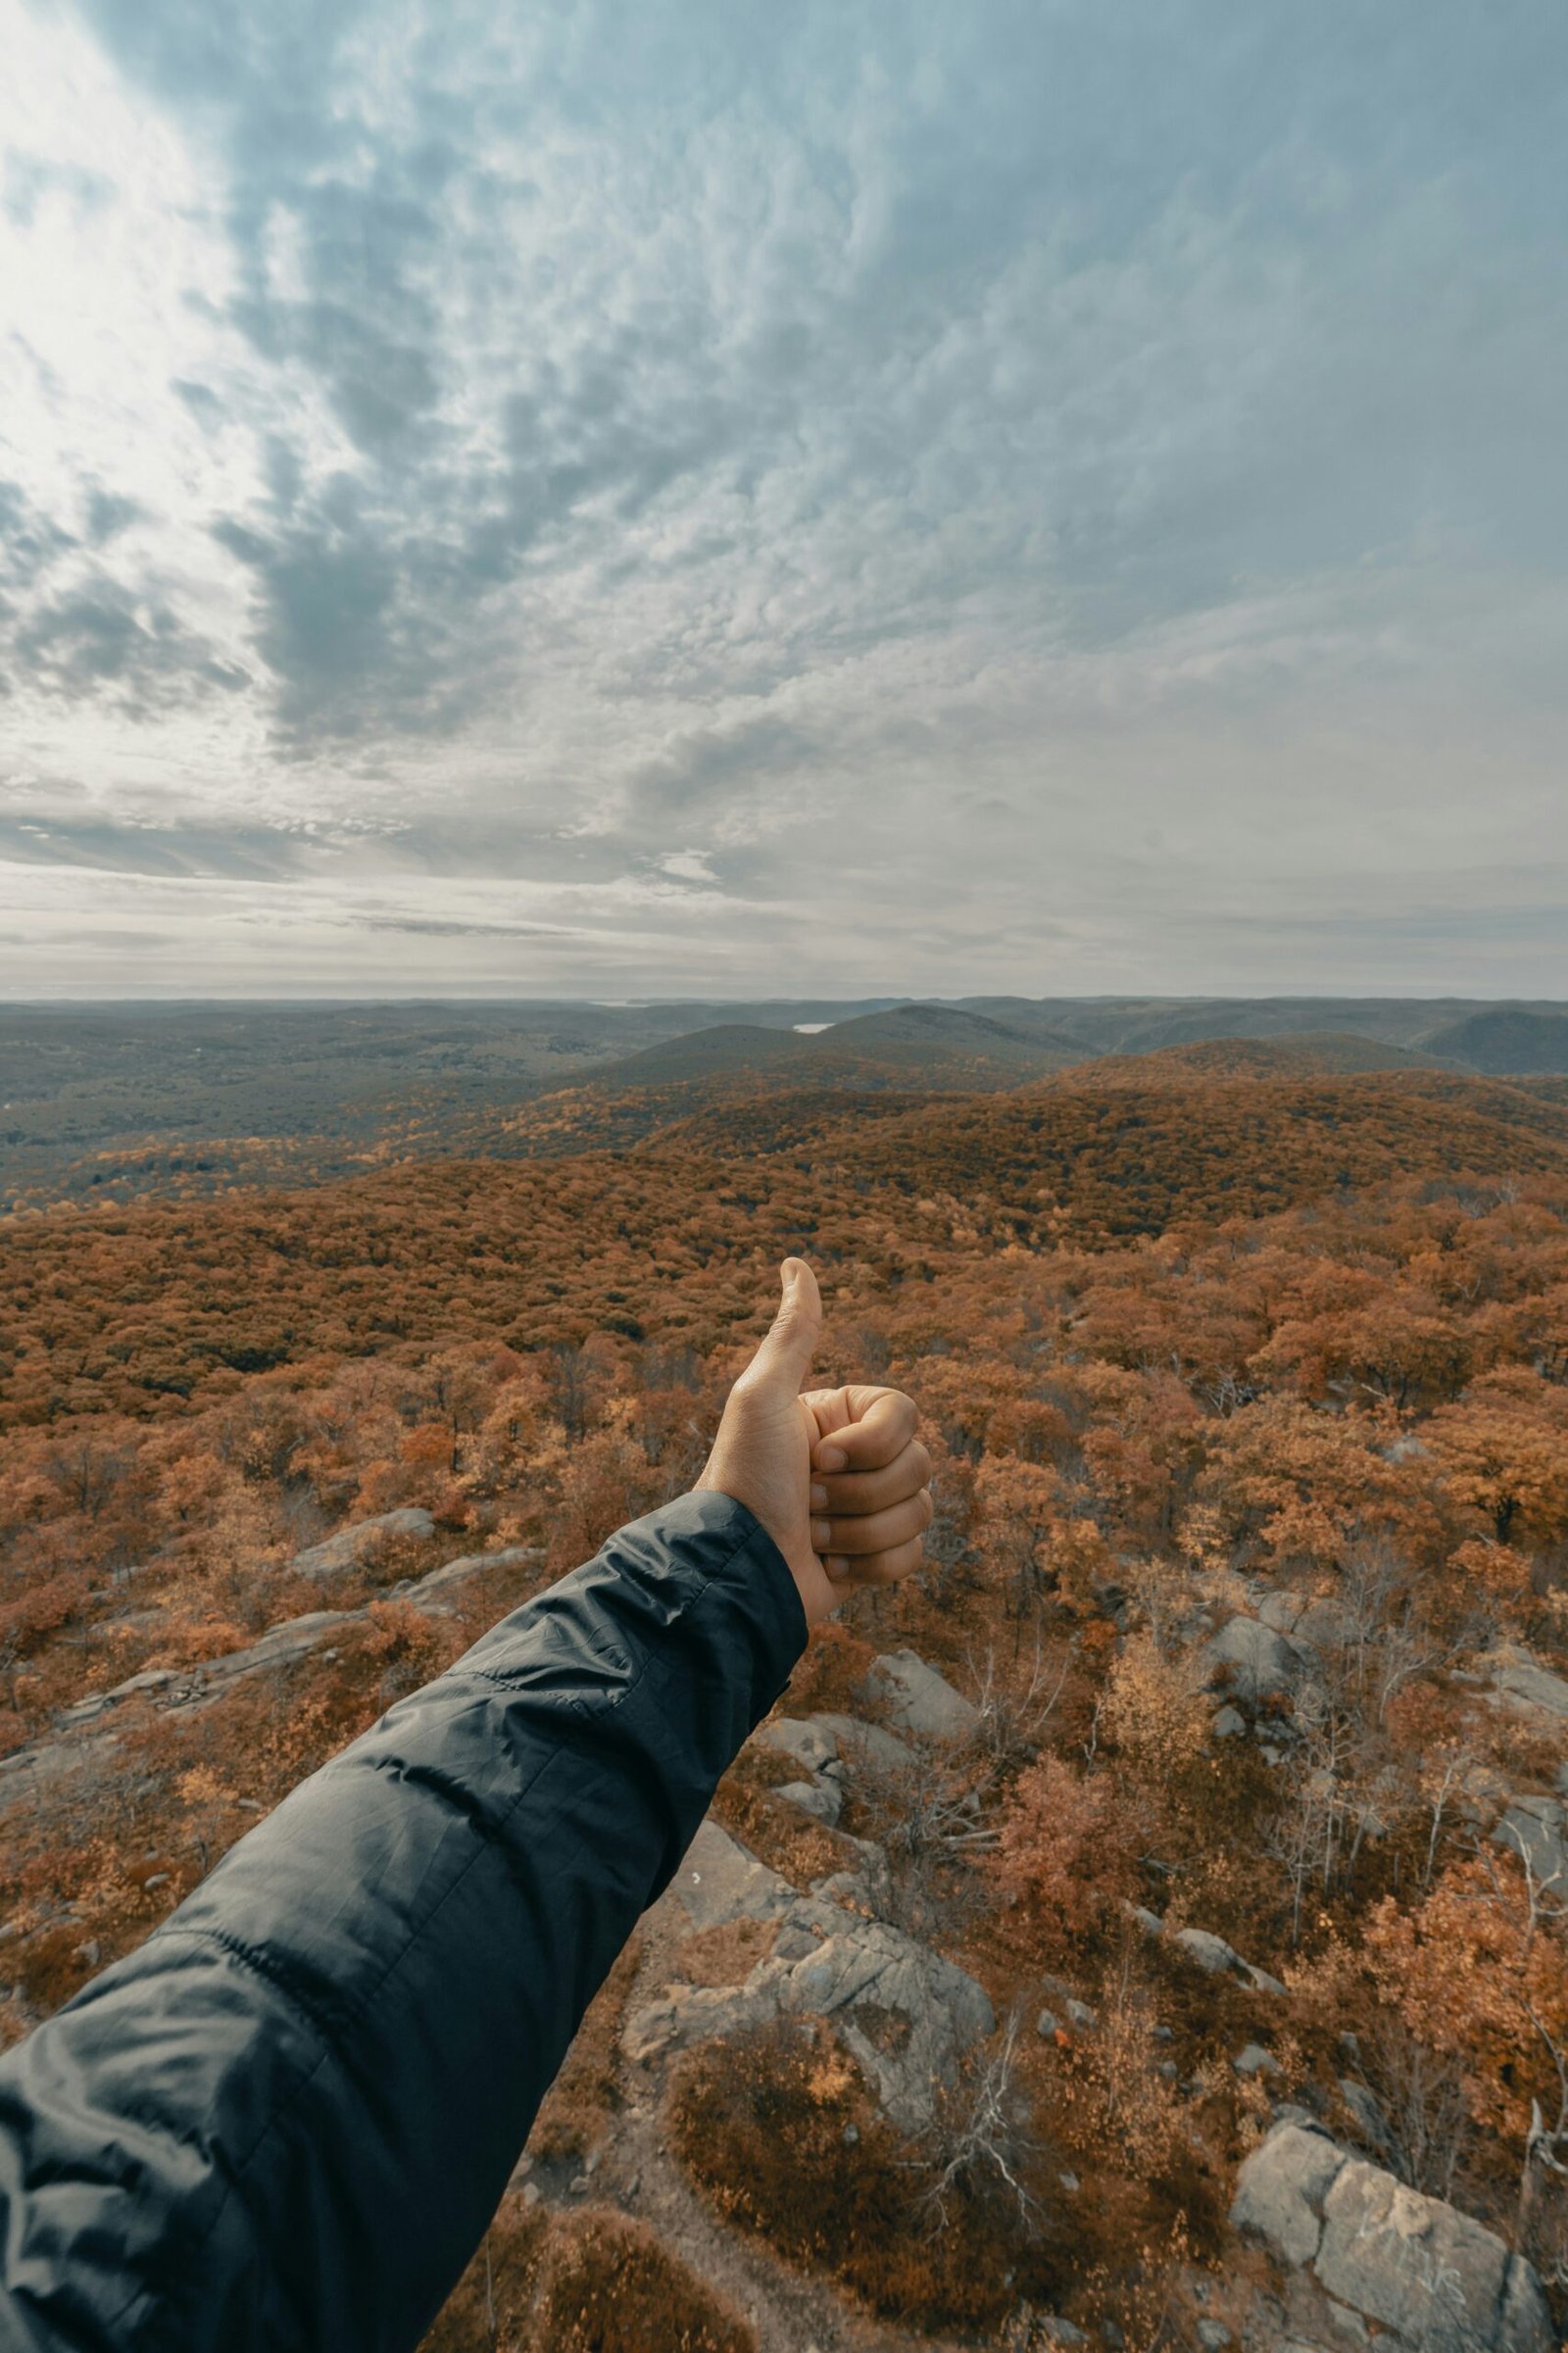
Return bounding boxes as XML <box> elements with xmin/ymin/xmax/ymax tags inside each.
<box><xmin>0</xmin><ymin>1492</ymin><xmax>806</xmax><ymax>2353</ymax></box>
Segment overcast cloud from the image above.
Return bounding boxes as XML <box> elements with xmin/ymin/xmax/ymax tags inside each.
<box><xmin>2</xmin><ymin>0</ymin><xmax>1565</xmax><ymax>998</ymax></box>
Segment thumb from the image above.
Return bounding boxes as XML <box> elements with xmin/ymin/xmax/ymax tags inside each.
<box><xmin>744</xmin><ymin>1257</ymin><xmax>822</xmax><ymax>1397</ymax></box>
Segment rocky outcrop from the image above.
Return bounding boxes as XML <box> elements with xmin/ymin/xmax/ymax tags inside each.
<box><xmin>1493</xmin><ymin>1794</ymin><xmax>1567</xmax><ymax>1893</ymax></box>
<box><xmin>627</xmin><ymin>1821</ymin><xmax>994</xmax><ymax>2132</ymax></box>
<box><xmin>288</xmin><ymin>1507</ymin><xmax>436</xmax><ymax>1580</ymax></box>
<box><xmin>864</xmin><ymin>1649</ymin><xmax>980</xmax><ymax>1741</ymax></box>
<box><xmin>1233</xmin><ymin>2118</ymin><xmax>1553</xmax><ymax>2351</ymax></box>
<box><xmin>0</xmin><ymin>1543</ymin><xmax>540</xmax><ymax>1810</ymax></box>
<box><xmin>1201</xmin><ymin>1615</ymin><xmax>1312</xmax><ymax>1704</ymax></box>
<box><xmin>1488</xmin><ymin>1646</ymin><xmax>1568</xmax><ymax>1723</ymax></box>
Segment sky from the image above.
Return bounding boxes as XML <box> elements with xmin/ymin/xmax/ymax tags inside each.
<box><xmin>2</xmin><ymin>0</ymin><xmax>1565</xmax><ymax>1001</ymax></box>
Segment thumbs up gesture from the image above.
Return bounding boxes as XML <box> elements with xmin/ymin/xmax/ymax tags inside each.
<box><xmin>696</xmin><ymin>1259</ymin><xmax>932</xmax><ymax>1625</ymax></box>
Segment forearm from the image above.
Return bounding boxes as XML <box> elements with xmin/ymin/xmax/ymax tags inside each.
<box><xmin>0</xmin><ymin>1494</ymin><xmax>805</xmax><ymax>2353</ymax></box>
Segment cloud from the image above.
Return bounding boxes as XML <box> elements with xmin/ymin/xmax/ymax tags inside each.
<box><xmin>0</xmin><ymin>0</ymin><xmax>1564</xmax><ymax>995</ymax></box>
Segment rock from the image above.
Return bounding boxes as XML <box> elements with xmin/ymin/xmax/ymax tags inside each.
<box><xmin>810</xmin><ymin>1713</ymin><xmax>916</xmax><ymax>1778</ymax></box>
<box><xmin>1201</xmin><ymin>1615</ymin><xmax>1310</xmax><ymax>1702</ymax></box>
<box><xmin>1257</xmin><ymin>1590</ymin><xmax>1349</xmax><ymax>1648</ymax></box>
<box><xmin>631</xmin><ymin>1822</ymin><xmax>993</xmax><ymax>2131</ymax></box>
<box><xmin>1316</xmin><ymin>2157</ymin><xmax>1552</xmax><ymax>2352</ymax></box>
<box><xmin>1494</xmin><ymin>1794</ymin><xmax>1567</xmax><ymax>1892</ymax></box>
<box><xmin>406</xmin><ymin>1544</ymin><xmax>538</xmax><ymax>1597</ymax></box>
<box><xmin>1234</xmin><ymin>2043</ymin><xmax>1281</xmax><ymax>2077</ymax></box>
<box><xmin>107</xmin><ymin>1666</ymin><xmax>176</xmax><ymax>1701</ymax></box>
<box><xmin>1058</xmin><ymin>2170</ymin><xmax>1080</xmax><ymax>2192</ymax></box>
<box><xmin>1233</xmin><ymin>2119</ymin><xmax>1554</xmax><ymax>2352</ymax></box>
<box><xmin>1036</xmin><ymin>2322</ymin><xmax>1088</xmax><ymax>2347</ymax></box>
<box><xmin>1491</xmin><ymin>1651</ymin><xmax>1568</xmax><ymax>1722</ymax></box>
<box><xmin>755</xmin><ymin>1717</ymin><xmax>839</xmax><ymax>1774</ymax></box>
<box><xmin>1173</xmin><ymin>1926</ymin><xmax>1244</xmax><ymax>1975</ymax></box>
<box><xmin>1037</xmin><ymin>2008</ymin><xmax>1061</xmax><ymax>2040</ymax></box>
<box><xmin>865</xmin><ymin>1650</ymin><xmax>979</xmax><ymax>1740</ymax></box>
<box><xmin>1212</xmin><ymin>1704</ymin><xmax>1247</xmax><ymax>1739</ymax></box>
<box><xmin>1065</xmin><ymin>1997</ymin><xmax>1098</xmax><ymax>2031</ymax></box>
<box><xmin>1171</xmin><ymin>1924</ymin><xmax>1284</xmax><ymax>1994</ymax></box>
<box><xmin>1126</xmin><ymin>1902</ymin><xmax>1165</xmax><ymax>1936</ymax></box>
<box><xmin>1196</xmin><ymin>2325</ymin><xmax>1234</xmax><ymax>2351</ymax></box>
<box><xmin>199</xmin><ymin>1610</ymin><xmax>354</xmax><ymax>1684</ymax></box>
<box><xmin>289</xmin><ymin>1507</ymin><xmax>436</xmax><ymax>1580</ymax></box>
<box><xmin>667</xmin><ymin>1820</ymin><xmax>795</xmax><ymax>1932</ymax></box>
<box><xmin>1232</xmin><ymin>2121</ymin><xmax>1348</xmax><ymax>2267</ymax></box>
<box><xmin>777</xmin><ymin>1777</ymin><xmax>842</xmax><ymax>1826</ymax></box>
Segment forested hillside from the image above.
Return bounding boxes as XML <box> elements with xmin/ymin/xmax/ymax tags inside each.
<box><xmin>1</xmin><ymin>1057</ymin><xmax>1565</xmax><ymax>2349</ymax></box>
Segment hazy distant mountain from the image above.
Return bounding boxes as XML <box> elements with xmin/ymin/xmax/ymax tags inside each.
<box><xmin>946</xmin><ymin>996</ymin><xmax>1568</xmax><ymax>1064</ymax></box>
<box><xmin>576</xmin><ymin>1001</ymin><xmax>1089</xmax><ymax>1096</ymax></box>
<box><xmin>1419</xmin><ymin>1008</ymin><xmax>1568</xmax><ymax>1075</ymax></box>
<box><xmin>1054</xmin><ymin>1032</ymin><xmax>1461</xmax><ymax>1081</ymax></box>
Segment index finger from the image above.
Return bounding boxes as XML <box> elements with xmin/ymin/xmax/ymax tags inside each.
<box><xmin>808</xmin><ymin>1388</ymin><xmax>917</xmax><ymax>1473</ymax></box>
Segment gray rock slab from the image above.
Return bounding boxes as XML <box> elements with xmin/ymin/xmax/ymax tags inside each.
<box><xmin>1232</xmin><ymin>2122</ymin><xmax>1348</xmax><ymax>2268</ymax></box>
<box><xmin>408</xmin><ymin>1544</ymin><xmax>538</xmax><ymax>1596</ymax></box>
<box><xmin>865</xmin><ymin>1649</ymin><xmax>979</xmax><ymax>1740</ymax></box>
<box><xmin>1493</xmin><ymin>1795</ymin><xmax>1567</xmax><ymax>1894</ymax></box>
<box><xmin>665</xmin><ymin>1819</ymin><xmax>795</xmax><ymax>1932</ymax></box>
<box><xmin>755</xmin><ymin>1717</ymin><xmax>840</xmax><ymax>1774</ymax></box>
<box><xmin>777</xmin><ymin>1777</ymin><xmax>843</xmax><ymax>1826</ymax></box>
<box><xmin>1173</xmin><ymin>1925</ymin><xmax>1245</xmax><ymax>1975</ymax></box>
<box><xmin>810</xmin><ymin>1713</ymin><xmax>916</xmax><ymax>1777</ymax></box>
<box><xmin>1316</xmin><ymin>2156</ymin><xmax>1553</xmax><ymax>2352</ymax></box>
<box><xmin>629</xmin><ymin>1822</ymin><xmax>994</xmax><ymax>2132</ymax></box>
<box><xmin>1201</xmin><ymin>1615</ymin><xmax>1311</xmax><ymax>1702</ymax></box>
<box><xmin>1234</xmin><ymin>2120</ymin><xmax>1554</xmax><ymax>2353</ymax></box>
<box><xmin>289</xmin><ymin>1507</ymin><xmax>435</xmax><ymax>1580</ymax></box>
<box><xmin>1491</xmin><ymin>1654</ymin><xmax>1568</xmax><ymax>1722</ymax></box>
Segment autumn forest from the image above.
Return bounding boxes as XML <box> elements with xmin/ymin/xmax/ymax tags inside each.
<box><xmin>2</xmin><ymin>1007</ymin><xmax>1567</xmax><ymax>2352</ymax></box>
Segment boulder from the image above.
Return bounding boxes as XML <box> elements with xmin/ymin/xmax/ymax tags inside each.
<box><xmin>755</xmin><ymin>1717</ymin><xmax>839</xmax><ymax>1774</ymax></box>
<box><xmin>1232</xmin><ymin>2122</ymin><xmax>1347</xmax><ymax>2268</ymax></box>
<box><xmin>1201</xmin><ymin>1615</ymin><xmax>1310</xmax><ymax>1703</ymax></box>
<box><xmin>777</xmin><ymin>1778</ymin><xmax>842</xmax><ymax>1827</ymax></box>
<box><xmin>1212</xmin><ymin>1704</ymin><xmax>1247</xmax><ymax>1739</ymax></box>
<box><xmin>865</xmin><ymin>1650</ymin><xmax>980</xmax><ymax>1741</ymax></box>
<box><xmin>810</xmin><ymin>1713</ymin><xmax>916</xmax><ymax>1778</ymax></box>
<box><xmin>1171</xmin><ymin>1925</ymin><xmax>1249</xmax><ymax>1980</ymax></box>
<box><xmin>1233</xmin><ymin>2119</ymin><xmax>1553</xmax><ymax>2352</ymax></box>
<box><xmin>1257</xmin><ymin>1590</ymin><xmax>1349</xmax><ymax>1649</ymax></box>
<box><xmin>289</xmin><ymin>1508</ymin><xmax>435</xmax><ymax>1581</ymax></box>
<box><xmin>1234</xmin><ymin>2043</ymin><xmax>1280</xmax><ymax>2077</ymax></box>
<box><xmin>1316</xmin><ymin>2156</ymin><xmax>1552</xmax><ymax>2352</ymax></box>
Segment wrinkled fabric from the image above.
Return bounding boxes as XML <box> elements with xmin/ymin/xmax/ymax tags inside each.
<box><xmin>0</xmin><ymin>1493</ymin><xmax>805</xmax><ymax>2352</ymax></box>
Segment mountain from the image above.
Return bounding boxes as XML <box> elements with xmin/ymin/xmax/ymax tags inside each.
<box><xmin>1055</xmin><ymin>1032</ymin><xmax>1461</xmax><ymax>1081</ymax></box>
<box><xmin>1420</xmin><ymin>1007</ymin><xmax>1568</xmax><ymax>1075</ymax></box>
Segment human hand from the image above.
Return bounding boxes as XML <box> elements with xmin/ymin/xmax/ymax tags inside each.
<box><xmin>695</xmin><ymin>1258</ymin><xmax>931</xmax><ymax>1627</ymax></box>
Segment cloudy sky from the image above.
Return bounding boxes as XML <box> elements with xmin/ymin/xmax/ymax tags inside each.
<box><xmin>2</xmin><ymin>0</ymin><xmax>1565</xmax><ymax>1000</ymax></box>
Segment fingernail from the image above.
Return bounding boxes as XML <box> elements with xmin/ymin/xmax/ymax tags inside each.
<box><xmin>826</xmin><ymin>1557</ymin><xmax>852</xmax><ymax>1581</ymax></box>
<box><xmin>810</xmin><ymin>1519</ymin><xmax>830</xmax><ymax>1549</ymax></box>
<box><xmin>808</xmin><ymin>1483</ymin><xmax>828</xmax><ymax>1509</ymax></box>
<box><xmin>816</xmin><ymin>1446</ymin><xmax>847</xmax><ymax>1472</ymax></box>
